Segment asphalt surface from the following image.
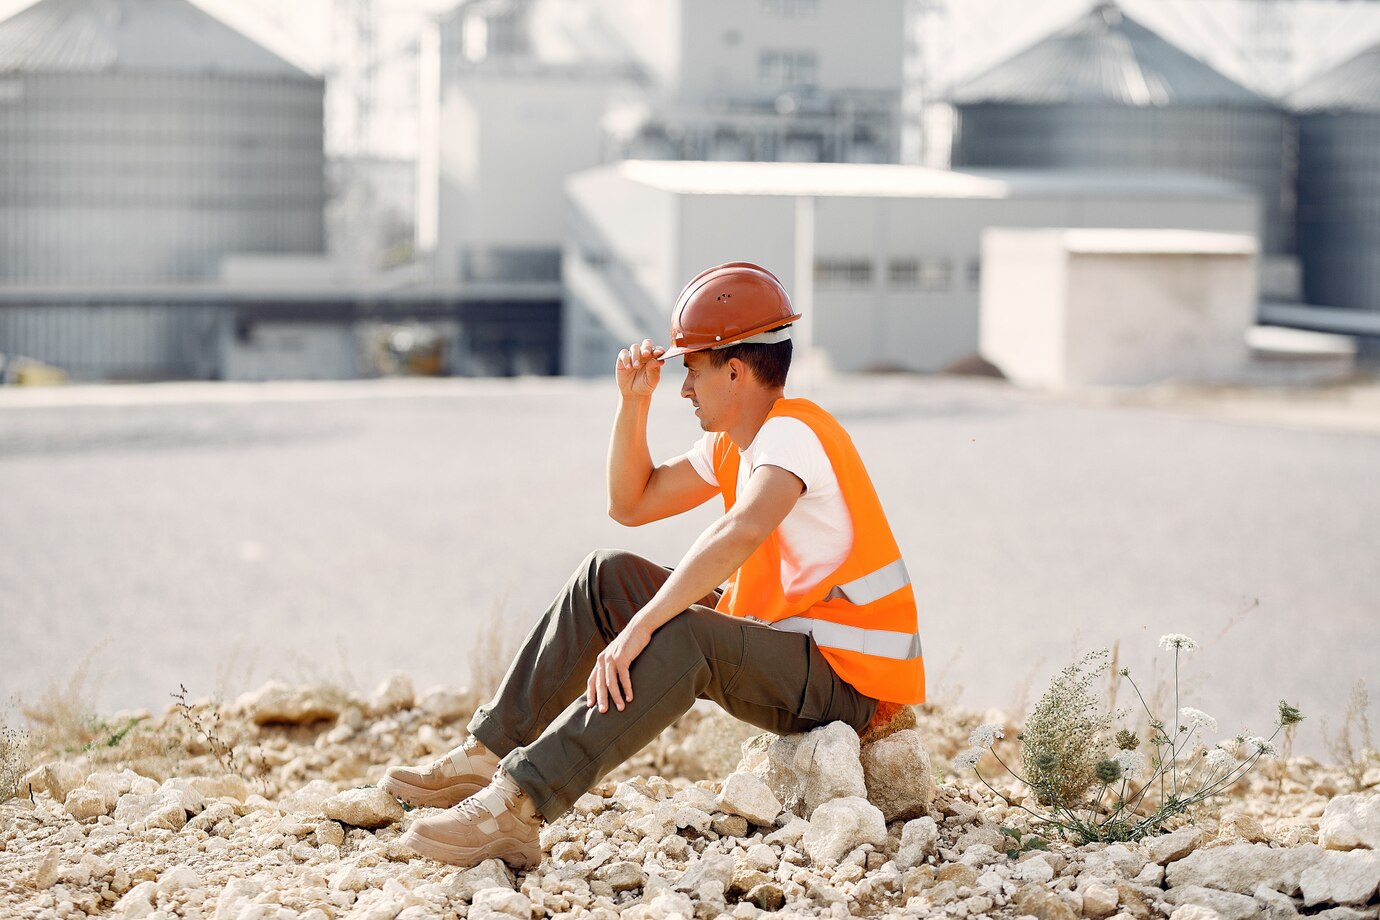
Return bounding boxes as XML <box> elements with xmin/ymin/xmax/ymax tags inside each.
<box><xmin>2</xmin><ymin>374</ymin><xmax>1376</xmax><ymax>757</ymax></box>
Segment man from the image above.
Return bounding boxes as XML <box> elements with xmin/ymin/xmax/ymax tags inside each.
<box><xmin>380</xmin><ymin>262</ymin><xmax>924</xmax><ymax>869</ymax></box>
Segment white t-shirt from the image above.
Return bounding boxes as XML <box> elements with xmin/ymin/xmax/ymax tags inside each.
<box><xmin>683</xmin><ymin>416</ymin><xmax>853</xmax><ymax>601</ymax></box>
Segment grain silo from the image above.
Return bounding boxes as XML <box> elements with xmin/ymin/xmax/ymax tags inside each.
<box><xmin>0</xmin><ymin>0</ymin><xmax>325</xmax><ymax>284</ymax></box>
<box><xmin>1292</xmin><ymin>41</ymin><xmax>1380</xmax><ymax>315</ymax></box>
<box><xmin>949</xmin><ymin>2</ymin><xmax>1291</xmax><ymax>256</ymax></box>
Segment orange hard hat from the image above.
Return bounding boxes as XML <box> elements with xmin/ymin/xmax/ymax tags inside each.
<box><xmin>661</xmin><ymin>262</ymin><xmax>801</xmax><ymax>360</ymax></box>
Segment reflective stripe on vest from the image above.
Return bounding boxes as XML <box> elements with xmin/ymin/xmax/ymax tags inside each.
<box><xmin>766</xmin><ymin>616</ymin><xmax>923</xmax><ymax>661</ymax></box>
<box><xmin>822</xmin><ymin>558</ymin><xmax>911</xmax><ymax>606</ymax></box>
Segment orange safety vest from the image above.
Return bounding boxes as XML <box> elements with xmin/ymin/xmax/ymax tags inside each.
<box><xmin>711</xmin><ymin>398</ymin><xmax>926</xmax><ymax>705</ymax></box>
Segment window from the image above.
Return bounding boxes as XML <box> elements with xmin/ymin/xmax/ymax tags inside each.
<box><xmin>889</xmin><ymin>257</ymin><xmax>952</xmax><ymax>292</ymax></box>
<box><xmin>815</xmin><ymin>258</ymin><xmax>872</xmax><ymax>288</ymax></box>
<box><xmin>759</xmin><ymin>49</ymin><xmax>818</xmax><ymax>91</ymax></box>
<box><xmin>967</xmin><ymin>258</ymin><xmax>981</xmax><ymax>290</ymax></box>
<box><xmin>761</xmin><ymin>0</ymin><xmax>819</xmax><ymax>16</ymax></box>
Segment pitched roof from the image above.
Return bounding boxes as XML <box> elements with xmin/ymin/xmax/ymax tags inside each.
<box><xmin>0</xmin><ymin>0</ymin><xmax>311</xmax><ymax>78</ymax></box>
<box><xmin>950</xmin><ymin>2</ymin><xmax>1269</xmax><ymax>108</ymax></box>
<box><xmin>1291</xmin><ymin>41</ymin><xmax>1380</xmax><ymax>114</ymax></box>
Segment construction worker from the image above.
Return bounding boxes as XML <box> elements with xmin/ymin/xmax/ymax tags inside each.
<box><xmin>380</xmin><ymin>262</ymin><xmax>924</xmax><ymax>869</ymax></box>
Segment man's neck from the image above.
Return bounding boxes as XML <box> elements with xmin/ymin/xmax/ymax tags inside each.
<box><xmin>727</xmin><ymin>390</ymin><xmax>787</xmax><ymax>448</ymax></box>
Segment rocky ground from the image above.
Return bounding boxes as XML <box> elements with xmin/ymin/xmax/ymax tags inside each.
<box><xmin>2</xmin><ymin>675</ymin><xmax>1378</xmax><ymax>920</ymax></box>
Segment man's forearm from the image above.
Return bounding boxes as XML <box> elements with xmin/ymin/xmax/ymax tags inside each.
<box><xmin>629</xmin><ymin>514</ymin><xmax>759</xmax><ymax>635</ymax></box>
<box><xmin>607</xmin><ymin>395</ymin><xmax>654</xmax><ymax>517</ymax></box>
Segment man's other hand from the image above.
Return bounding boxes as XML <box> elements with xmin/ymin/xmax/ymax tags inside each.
<box><xmin>587</xmin><ymin>620</ymin><xmax>651</xmax><ymax>713</ymax></box>
<box><xmin>616</xmin><ymin>339</ymin><xmax>665</xmax><ymax>399</ymax></box>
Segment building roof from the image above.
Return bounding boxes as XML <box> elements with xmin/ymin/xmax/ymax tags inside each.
<box><xmin>597</xmin><ymin>159</ymin><xmax>1253</xmax><ymax>202</ymax></box>
<box><xmin>1291</xmin><ymin>40</ymin><xmax>1380</xmax><ymax>114</ymax></box>
<box><xmin>949</xmin><ymin>2</ymin><xmax>1269</xmax><ymax>109</ymax></box>
<box><xmin>0</xmin><ymin>0</ymin><xmax>312</xmax><ymax>78</ymax></box>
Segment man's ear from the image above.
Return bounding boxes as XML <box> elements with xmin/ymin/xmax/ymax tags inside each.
<box><xmin>727</xmin><ymin>356</ymin><xmax>745</xmax><ymax>383</ymax></box>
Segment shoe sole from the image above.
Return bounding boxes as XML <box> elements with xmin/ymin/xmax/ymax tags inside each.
<box><xmin>379</xmin><ymin>774</ymin><xmax>486</xmax><ymax>810</ymax></box>
<box><xmin>398</xmin><ymin>828</ymin><xmax>542</xmax><ymax>870</ymax></box>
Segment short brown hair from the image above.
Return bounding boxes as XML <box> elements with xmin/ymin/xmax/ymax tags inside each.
<box><xmin>704</xmin><ymin>336</ymin><xmax>792</xmax><ymax>389</ymax></box>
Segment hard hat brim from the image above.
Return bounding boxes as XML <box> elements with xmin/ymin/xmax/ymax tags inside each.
<box><xmin>660</xmin><ymin>314</ymin><xmax>802</xmax><ymax>361</ymax></box>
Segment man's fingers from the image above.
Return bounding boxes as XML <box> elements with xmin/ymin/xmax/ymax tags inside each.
<box><xmin>586</xmin><ymin>668</ymin><xmax>596</xmax><ymax>708</ymax></box>
<box><xmin>605</xmin><ymin>661</ymin><xmax>624</xmax><ymax>711</ymax></box>
<box><xmin>617</xmin><ymin>664</ymin><xmax>634</xmax><ymax>706</ymax></box>
<box><xmin>594</xmin><ymin>667</ymin><xmax>608</xmax><ymax>713</ymax></box>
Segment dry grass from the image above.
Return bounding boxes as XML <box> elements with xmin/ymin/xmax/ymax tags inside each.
<box><xmin>1322</xmin><ymin>679</ymin><xmax>1378</xmax><ymax>792</ymax></box>
<box><xmin>466</xmin><ymin>595</ymin><xmax>526</xmax><ymax>703</ymax></box>
<box><xmin>1</xmin><ymin>705</ymin><xmax>31</xmax><ymax>803</ymax></box>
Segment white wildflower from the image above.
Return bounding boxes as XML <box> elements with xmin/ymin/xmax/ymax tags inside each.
<box><xmin>1158</xmin><ymin>633</ymin><xmax>1199</xmax><ymax>652</ymax></box>
<box><xmin>1205</xmin><ymin>748</ymin><xmax>1234</xmax><ymax>772</ymax></box>
<box><xmin>1178</xmin><ymin>707</ymin><xmax>1217</xmax><ymax>734</ymax></box>
<box><xmin>1244</xmin><ymin>736</ymin><xmax>1279</xmax><ymax>758</ymax></box>
<box><xmin>953</xmin><ymin>749</ymin><xmax>983</xmax><ymax>770</ymax></box>
<box><xmin>1113</xmin><ymin>749</ymin><xmax>1146</xmax><ymax>776</ymax></box>
<box><xmin>967</xmin><ymin>723</ymin><xmax>1005</xmax><ymax>749</ymax></box>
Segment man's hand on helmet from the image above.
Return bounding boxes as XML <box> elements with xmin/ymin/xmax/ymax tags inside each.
<box><xmin>616</xmin><ymin>339</ymin><xmax>665</xmax><ymax>399</ymax></box>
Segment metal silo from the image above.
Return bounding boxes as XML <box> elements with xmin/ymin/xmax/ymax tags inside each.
<box><xmin>0</xmin><ymin>0</ymin><xmax>326</xmax><ymax>284</ymax></box>
<box><xmin>949</xmin><ymin>2</ymin><xmax>1291</xmax><ymax>255</ymax></box>
<box><xmin>1292</xmin><ymin>42</ymin><xmax>1380</xmax><ymax>315</ymax></box>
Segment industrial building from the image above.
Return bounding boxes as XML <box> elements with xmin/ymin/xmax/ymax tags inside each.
<box><xmin>0</xmin><ymin>0</ymin><xmax>327</xmax><ymax>285</ymax></box>
<box><xmin>947</xmin><ymin>3</ymin><xmax>1294</xmax><ymax>295</ymax></box>
<box><xmin>561</xmin><ymin>159</ymin><xmax>1257</xmax><ymax>376</ymax></box>
<box><xmin>1292</xmin><ymin>40</ymin><xmax>1380</xmax><ymax>321</ymax></box>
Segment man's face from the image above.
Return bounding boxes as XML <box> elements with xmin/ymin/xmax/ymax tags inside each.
<box><xmin>679</xmin><ymin>352</ymin><xmax>735</xmax><ymax>432</ymax></box>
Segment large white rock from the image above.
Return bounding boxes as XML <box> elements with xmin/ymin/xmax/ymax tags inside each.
<box><xmin>1144</xmin><ymin>826</ymin><xmax>1205</xmax><ymax>865</ymax></box>
<box><xmin>1252</xmin><ymin>884</ymin><xmax>1301</xmax><ymax>920</ymax></box>
<box><xmin>1299</xmin><ymin>849</ymin><xmax>1380</xmax><ymax>907</ymax></box>
<box><xmin>717</xmin><ymin>772</ymin><xmax>781</xmax><ymax>827</ymax></box>
<box><xmin>1165</xmin><ymin>886</ymin><xmax>1257</xmax><ymax>920</ymax></box>
<box><xmin>112</xmin><ymin>791</ymin><xmax>187</xmax><ymax>832</ymax></box>
<box><xmin>470</xmin><ymin>888</ymin><xmax>531</xmax><ymax>919</ymax></box>
<box><xmin>860</xmin><ymin>729</ymin><xmax>936</xmax><ymax>821</ymax></box>
<box><xmin>418</xmin><ymin>686</ymin><xmax>476</xmax><ymax>721</ymax></box>
<box><xmin>157</xmin><ymin>778</ymin><xmax>206</xmax><ymax>816</ymax></box>
<box><xmin>322</xmin><ymin>786</ymin><xmax>403</xmax><ymax>829</ymax></box>
<box><xmin>1166</xmin><ymin>843</ymin><xmax>1323</xmax><ymax>896</ymax></box>
<box><xmin>1319</xmin><ymin>794</ymin><xmax>1380</xmax><ymax>852</ymax></box>
<box><xmin>279</xmin><ymin>779</ymin><xmax>338</xmax><ymax>815</ymax></box>
<box><xmin>235</xmin><ymin>680</ymin><xmax>348</xmax><ymax>725</ymax></box>
<box><xmin>1082</xmin><ymin>882</ymin><xmax>1120</xmax><ymax>918</ymax></box>
<box><xmin>442</xmin><ymin>859</ymin><xmax>516</xmax><ymax>902</ymax></box>
<box><xmin>895</xmin><ymin>815</ymin><xmax>940</xmax><ymax>870</ymax></box>
<box><xmin>368</xmin><ymin>672</ymin><xmax>416</xmax><ymax>715</ymax></box>
<box><xmin>738</xmin><ymin>722</ymin><xmax>866</xmax><ymax>818</ymax></box>
<box><xmin>801</xmin><ymin>796</ymin><xmax>888</xmax><ymax>866</ymax></box>
<box><xmin>1168</xmin><ymin>905</ymin><xmax>1225</xmax><ymax>920</ymax></box>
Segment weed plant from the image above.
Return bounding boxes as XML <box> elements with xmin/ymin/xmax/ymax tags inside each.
<box><xmin>1322</xmin><ymin>679</ymin><xmax>1378</xmax><ymax>792</ymax></box>
<box><xmin>955</xmin><ymin>634</ymin><xmax>1303</xmax><ymax>844</ymax></box>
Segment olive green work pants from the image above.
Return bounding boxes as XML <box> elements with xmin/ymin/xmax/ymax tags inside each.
<box><xmin>467</xmin><ymin>549</ymin><xmax>878</xmax><ymax>821</ymax></box>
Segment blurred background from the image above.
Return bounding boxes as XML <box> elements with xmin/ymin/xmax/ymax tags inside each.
<box><xmin>1</xmin><ymin>0</ymin><xmax>1378</xmax><ymax>755</ymax></box>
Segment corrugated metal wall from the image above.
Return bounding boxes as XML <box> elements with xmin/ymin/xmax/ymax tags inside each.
<box><xmin>1295</xmin><ymin>113</ymin><xmax>1380</xmax><ymax>313</ymax></box>
<box><xmin>952</xmin><ymin>102</ymin><xmax>1291</xmax><ymax>254</ymax></box>
<box><xmin>0</xmin><ymin>302</ymin><xmax>222</xmax><ymax>380</ymax></box>
<box><xmin>0</xmin><ymin>71</ymin><xmax>325</xmax><ymax>284</ymax></box>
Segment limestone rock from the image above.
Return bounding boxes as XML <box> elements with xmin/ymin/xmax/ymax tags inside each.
<box><xmin>315</xmin><ymin>820</ymin><xmax>345</xmax><ymax>847</ymax></box>
<box><xmin>1168</xmin><ymin>906</ymin><xmax>1224</xmax><ymax>920</ymax></box>
<box><xmin>738</xmin><ymin>722</ymin><xmax>866</xmax><ymax>818</ymax></box>
<box><xmin>801</xmin><ymin>796</ymin><xmax>887</xmax><ymax>866</ymax></box>
<box><xmin>717</xmin><ymin>772</ymin><xmax>781</xmax><ymax>827</ymax></box>
<box><xmin>895</xmin><ymin>816</ymin><xmax>939</xmax><ymax>870</ymax></box>
<box><xmin>1013</xmin><ymin>883</ymin><xmax>1079</xmax><ymax>920</ymax></box>
<box><xmin>1165</xmin><ymin>885</ymin><xmax>1258</xmax><ymax>920</ymax></box>
<box><xmin>1218</xmin><ymin>812</ymin><xmax>1269</xmax><ymax>844</ymax></box>
<box><xmin>1319</xmin><ymin>794</ymin><xmax>1380</xmax><ymax>852</ymax></box>
<box><xmin>599</xmin><ymin>860</ymin><xmax>647</xmax><ymax>892</ymax></box>
<box><xmin>187</xmin><ymin>773</ymin><xmax>251</xmax><ymax>802</ymax></box>
<box><xmin>321</xmin><ymin>786</ymin><xmax>403</xmax><ymax>829</ymax></box>
<box><xmin>368</xmin><ymin>672</ymin><xmax>415</xmax><ymax>715</ymax></box>
<box><xmin>418</xmin><ymin>685</ymin><xmax>476</xmax><ymax>721</ymax></box>
<box><xmin>34</xmin><ymin>761</ymin><xmax>86</xmax><ymax>803</ymax></box>
<box><xmin>442</xmin><ymin>859</ymin><xmax>516</xmax><ymax>902</ymax></box>
<box><xmin>280</xmin><ymin>779</ymin><xmax>338</xmax><ymax>815</ymax></box>
<box><xmin>1144</xmin><ymin>827</ymin><xmax>1205</xmax><ymax>865</ymax></box>
<box><xmin>1253</xmin><ymin>883</ymin><xmax>1302</xmax><ymax>920</ymax></box>
<box><xmin>470</xmin><ymin>887</ymin><xmax>531</xmax><ymax>919</ymax></box>
<box><xmin>64</xmin><ymin>787</ymin><xmax>112</xmax><ymax>820</ymax></box>
<box><xmin>236</xmin><ymin>680</ymin><xmax>347</xmax><ymax>725</ymax></box>
<box><xmin>674</xmin><ymin>855</ymin><xmax>733</xmax><ymax>894</ymax></box>
<box><xmin>1299</xmin><ymin>849</ymin><xmax>1380</xmax><ymax>907</ymax></box>
<box><xmin>157</xmin><ymin>778</ymin><xmax>206</xmax><ymax>816</ymax></box>
<box><xmin>113</xmin><ymin>791</ymin><xmax>187</xmax><ymax>832</ymax></box>
<box><xmin>1165</xmin><ymin>843</ymin><xmax>1323</xmax><ymax>896</ymax></box>
<box><xmin>1082</xmin><ymin>881</ymin><xmax>1120</xmax><ymax>918</ymax></box>
<box><xmin>859</xmin><ymin>728</ymin><xmax>936</xmax><ymax>821</ymax></box>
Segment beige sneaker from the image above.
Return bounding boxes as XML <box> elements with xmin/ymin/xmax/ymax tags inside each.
<box><xmin>379</xmin><ymin>738</ymin><xmax>500</xmax><ymax>809</ymax></box>
<box><xmin>399</xmin><ymin>770</ymin><xmax>543</xmax><ymax>869</ymax></box>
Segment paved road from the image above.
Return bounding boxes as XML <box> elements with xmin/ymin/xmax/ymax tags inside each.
<box><xmin>2</xmin><ymin>374</ymin><xmax>1376</xmax><ymax>756</ymax></box>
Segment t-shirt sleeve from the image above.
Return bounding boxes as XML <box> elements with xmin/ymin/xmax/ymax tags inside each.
<box><xmin>749</xmin><ymin>417</ymin><xmax>830</xmax><ymax>495</ymax></box>
<box><xmin>680</xmin><ymin>431</ymin><xmax>719</xmax><ymax>487</ymax></box>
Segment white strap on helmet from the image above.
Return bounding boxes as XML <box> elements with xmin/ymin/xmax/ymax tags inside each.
<box><xmin>710</xmin><ymin>326</ymin><xmax>793</xmax><ymax>349</ymax></box>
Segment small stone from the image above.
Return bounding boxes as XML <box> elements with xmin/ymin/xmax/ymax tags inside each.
<box><xmin>471</xmin><ymin>887</ymin><xmax>531</xmax><ymax>918</ymax></box>
<box><xmin>743</xmin><ymin>843</ymin><xmax>777</xmax><ymax>872</ymax></box>
<box><xmin>895</xmin><ymin>815</ymin><xmax>938</xmax><ymax>870</ymax></box>
<box><xmin>418</xmin><ymin>685</ymin><xmax>475</xmax><ymax>721</ymax></box>
<box><xmin>63</xmin><ymin>788</ymin><xmax>110</xmax><ymax>821</ymax></box>
<box><xmin>936</xmin><ymin>863</ymin><xmax>977</xmax><ymax>887</ymax></box>
<box><xmin>442</xmin><ymin>859</ymin><xmax>516</xmax><ymax>901</ymax></box>
<box><xmin>368</xmin><ymin>672</ymin><xmax>415</xmax><ymax>714</ymax></box>
<box><xmin>859</xmin><ymin>729</ymin><xmax>936</xmax><ymax>821</ymax></box>
<box><xmin>1164</xmin><ymin>886</ymin><xmax>1257</xmax><ymax>920</ymax></box>
<box><xmin>801</xmin><ymin>796</ymin><xmax>887</xmax><ymax>866</ymax></box>
<box><xmin>674</xmin><ymin>854</ymin><xmax>733</xmax><ymax>894</ymax></box>
<box><xmin>1013</xmin><ymin>883</ymin><xmax>1079</xmax><ymax>920</ymax></box>
<box><xmin>744</xmin><ymin>882</ymin><xmax>784</xmax><ymax>912</ymax></box>
<box><xmin>1218</xmin><ymin>812</ymin><xmax>1269</xmax><ymax>844</ymax></box>
<box><xmin>712</xmin><ymin>813</ymin><xmax>750</xmax><ymax>838</ymax></box>
<box><xmin>322</xmin><ymin>787</ymin><xmax>403</xmax><ymax>829</ymax></box>
<box><xmin>1144</xmin><ymin>827</ymin><xmax>1205</xmax><ymax>865</ymax></box>
<box><xmin>157</xmin><ymin>866</ymin><xmax>200</xmax><ymax>894</ymax></box>
<box><xmin>34</xmin><ymin>849</ymin><xmax>60</xmax><ymax>889</ymax></box>
<box><xmin>1014</xmin><ymin>855</ymin><xmax>1055</xmax><ymax>883</ymax></box>
<box><xmin>112</xmin><ymin>792</ymin><xmax>187</xmax><ymax>832</ymax></box>
<box><xmin>1083</xmin><ymin>882</ymin><xmax>1120</xmax><ymax>918</ymax></box>
<box><xmin>315</xmin><ymin>820</ymin><xmax>345</xmax><ymax>847</ymax></box>
<box><xmin>1168</xmin><ymin>907</ymin><xmax>1224</xmax><ymax>920</ymax></box>
<box><xmin>1319</xmin><ymin>794</ymin><xmax>1380</xmax><ymax>852</ymax></box>
<box><xmin>599</xmin><ymin>860</ymin><xmax>646</xmax><ymax>892</ymax></box>
<box><xmin>717</xmin><ymin>772</ymin><xmax>782</xmax><ymax>827</ymax></box>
